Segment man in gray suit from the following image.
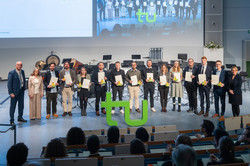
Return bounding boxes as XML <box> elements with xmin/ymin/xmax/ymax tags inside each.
<box><xmin>59</xmin><ymin>61</ymin><xmax>76</xmax><ymax>117</ymax></box>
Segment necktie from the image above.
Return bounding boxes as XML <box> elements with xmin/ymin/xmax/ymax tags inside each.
<box><xmin>201</xmin><ymin>67</ymin><xmax>204</xmax><ymax>74</ymax></box>
<box><xmin>19</xmin><ymin>71</ymin><xmax>23</xmax><ymax>88</ymax></box>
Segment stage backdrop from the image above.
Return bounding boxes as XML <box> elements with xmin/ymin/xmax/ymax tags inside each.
<box><xmin>0</xmin><ymin>0</ymin><xmax>204</xmax><ymax>79</ymax></box>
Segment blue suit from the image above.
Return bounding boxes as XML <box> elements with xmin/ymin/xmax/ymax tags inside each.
<box><xmin>8</xmin><ymin>69</ymin><xmax>26</xmax><ymax>123</ymax></box>
<box><xmin>213</xmin><ymin>69</ymin><xmax>227</xmax><ymax>115</ymax></box>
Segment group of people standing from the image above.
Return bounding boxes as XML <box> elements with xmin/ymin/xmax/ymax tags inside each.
<box><xmin>98</xmin><ymin>0</ymin><xmax>199</xmax><ymax>20</ymax></box>
<box><xmin>7</xmin><ymin>56</ymin><xmax>242</xmax><ymax>125</ymax></box>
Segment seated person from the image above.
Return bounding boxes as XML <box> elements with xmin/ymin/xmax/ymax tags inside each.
<box><xmin>130</xmin><ymin>138</ymin><xmax>146</xmax><ymax>154</ymax></box>
<box><xmin>196</xmin><ymin>119</ymin><xmax>215</xmax><ymax>139</ymax></box>
<box><xmin>7</xmin><ymin>143</ymin><xmax>28</xmax><ymax>166</ymax></box>
<box><xmin>213</xmin><ymin>129</ymin><xmax>229</xmax><ymax>147</ymax></box>
<box><xmin>235</xmin><ymin>127</ymin><xmax>250</xmax><ymax>146</ymax></box>
<box><xmin>66</xmin><ymin>127</ymin><xmax>85</xmax><ymax>145</ymax></box>
<box><xmin>172</xmin><ymin>144</ymin><xmax>197</xmax><ymax>166</ymax></box>
<box><xmin>107</xmin><ymin>126</ymin><xmax>120</xmax><ymax>143</ymax></box>
<box><xmin>135</xmin><ymin>127</ymin><xmax>149</xmax><ymax>142</ymax></box>
<box><xmin>87</xmin><ymin>135</ymin><xmax>100</xmax><ymax>157</ymax></box>
<box><xmin>45</xmin><ymin>138</ymin><xmax>67</xmax><ymax>158</ymax></box>
<box><xmin>208</xmin><ymin>136</ymin><xmax>244</xmax><ymax>165</ymax></box>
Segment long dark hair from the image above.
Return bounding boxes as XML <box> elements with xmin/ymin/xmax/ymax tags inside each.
<box><xmin>219</xmin><ymin>136</ymin><xmax>235</xmax><ymax>163</ymax></box>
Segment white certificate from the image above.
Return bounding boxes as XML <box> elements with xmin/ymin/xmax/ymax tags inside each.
<box><xmin>143</xmin><ymin>2</ymin><xmax>147</xmax><ymax>6</ymax></box>
<box><xmin>82</xmin><ymin>79</ymin><xmax>90</xmax><ymax>89</ymax></box>
<box><xmin>150</xmin><ymin>2</ymin><xmax>154</xmax><ymax>6</ymax></box>
<box><xmin>115</xmin><ymin>2</ymin><xmax>119</xmax><ymax>6</ymax></box>
<box><xmin>98</xmin><ymin>72</ymin><xmax>105</xmax><ymax>82</ymax></box>
<box><xmin>212</xmin><ymin>75</ymin><xmax>219</xmax><ymax>85</ymax></box>
<box><xmin>49</xmin><ymin>77</ymin><xmax>58</xmax><ymax>86</ymax></box>
<box><xmin>130</xmin><ymin>3</ymin><xmax>133</xmax><ymax>7</ymax></box>
<box><xmin>136</xmin><ymin>0</ymin><xmax>140</xmax><ymax>6</ymax></box>
<box><xmin>160</xmin><ymin>76</ymin><xmax>167</xmax><ymax>85</ymax></box>
<box><xmin>185</xmin><ymin>72</ymin><xmax>192</xmax><ymax>82</ymax></box>
<box><xmin>147</xmin><ymin>73</ymin><xmax>154</xmax><ymax>81</ymax></box>
<box><xmin>115</xmin><ymin>75</ymin><xmax>123</xmax><ymax>85</ymax></box>
<box><xmin>179</xmin><ymin>1</ymin><xmax>183</xmax><ymax>7</ymax></box>
<box><xmin>122</xmin><ymin>1</ymin><xmax>125</xmax><ymax>6</ymax></box>
<box><xmin>198</xmin><ymin>74</ymin><xmax>206</xmax><ymax>83</ymax></box>
<box><xmin>169</xmin><ymin>0</ymin><xmax>173</xmax><ymax>5</ymax></box>
<box><xmin>173</xmin><ymin>73</ymin><xmax>181</xmax><ymax>83</ymax></box>
<box><xmin>163</xmin><ymin>2</ymin><xmax>167</xmax><ymax>6</ymax></box>
<box><xmin>174</xmin><ymin>0</ymin><xmax>178</xmax><ymax>5</ymax></box>
<box><xmin>65</xmin><ymin>74</ymin><xmax>72</xmax><ymax>85</ymax></box>
<box><xmin>185</xmin><ymin>2</ymin><xmax>189</xmax><ymax>7</ymax></box>
<box><xmin>131</xmin><ymin>75</ymin><xmax>138</xmax><ymax>86</ymax></box>
<box><xmin>157</xmin><ymin>1</ymin><xmax>161</xmax><ymax>5</ymax></box>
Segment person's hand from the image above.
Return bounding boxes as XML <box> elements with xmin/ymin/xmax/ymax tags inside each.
<box><xmin>56</xmin><ymin>83</ymin><xmax>59</xmax><ymax>86</ymax></box>
<box><xmin>195</xmin><ymin>134</ymin><xmax>202</xmax><ymax>139</ymax></box>
<box><xmin>197</xmin><ymin>82</ymin><xmax>201</xmax><ymax>85</ymax></box>
<box><xmin>129</xmin><ymin>80</ymin><xmax>132</xmax><ymax>84</ymax></box>
<box><xmin>99</xmin><ymin>82</ymin><xmax>102</xmax><ymax>85</ymax></box>
<box><xmin>48</xmin><ymin>85</ymin><xmax>52</xmax><ymax>88</ymax></box>
<box><xmin>238</xmin><ymin>134</ymin><xmax>246</xmax><ymax>143</ymax></box>
<box><xmin>159</xmin><ymin>81</ymin><xmax>162</xmax><ymax>84</ymax></box>
<box><xmin>69</xmin><ymin>83</ymin><xmax>72</xmax><ymax>86</ymax></box>
<box><xmin>221</xmin><ymin>83</ymin><xmax>224</xmax><ymax>87</ymax></box>
<box><xmin>29</xmin><ymin>94</ymin><xmax>33</xmax><ymax>98</ymax></box>
<box><xmin>104</xmin><ymin>77</ymin><xmax>107</xmax><ymax>80</ymax></box>
<box><xmin>191</xmin><ymin>75</ymin><xmax>195</xmax><ymax>79</ymax></box>
<box><xmin>40</xmin><ymin>94</ymin><xmax>43</xmax><ymax>98</ymax></box>
<box><xmin>89</xmin><ymin>83</ymin><xmax>92</xmax><ymax>87</ymax></box>
<box><xmin>166</xmin><ymin>144</ymin><xmax>173</xmax><ymax>152</ymax></box>
<box><xmin>146</xmin><ymin>79</ymin><xmax>149</xmax><ymax>82</ymax></box>
<box><xmin>152</xmin><ymin>79</ymin><xmax>155</xmax><ymax>82</ymax></box>
<box><xmin>209</xmin><ymin>154</ymin><xmax>218</xmax><ymax>162</ymax></box>
<box><xmin>10</xmin><ymin>94</ymin><xmax>15</xmax><ymax>98</ymax></box>
<box><xmin>76</xmin><ymin>84</ymin><xmax>79</xmax><ymax>87</ymax></box>
<box><xmin>61</xmin><ymin>78</ymin><xmax>65</xmax><ymax>82</ymax></box>
<box><xmin>229</xmin><ymin>90</ymin><xmax>234</xmax><ymax>95</ymax></box>
<box><xmin>115</xmin><ymin>82</ymin><xmax>118</xmax><ymax>85</ymax></box>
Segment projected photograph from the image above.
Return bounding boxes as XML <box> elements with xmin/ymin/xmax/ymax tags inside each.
<box><xmin>96</xmin><ymin>0</ymin><xmax>202</xmax><ymax>43</ymax></box>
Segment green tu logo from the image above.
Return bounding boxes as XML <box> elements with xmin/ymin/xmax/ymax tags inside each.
<box><xmin>136</xmin><ymin>9</ymin><xmax>156</xmax><ymax>23</ymax></box>
<box><xmin>101</xmin><ymin>92</ymin><xmax>148</xmax><ymax>126</ymax></box>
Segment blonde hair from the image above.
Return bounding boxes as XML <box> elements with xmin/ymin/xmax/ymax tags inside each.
<box><xmin>173</xmin><ymin>61</ymin><xmax>180</xmax><ymax>72</ymax></box>
<box><xmin>30</xmin><ymin>68</ymin><xmax>40</xmax><ymax>76</ymax></box>
<box><xmin>161</xmin><ymin>64</ymin><xmax>168</xmax><ymax>73</ymax></box>
<box><xmin>231</xmin><ymin>66</ymin><xmax>238</xmax><ymax>72</ymax></box>
<box><xmin>80</xmin><ymin>67</ymin><xmax>88</xmax><ymax>76</ymax></box>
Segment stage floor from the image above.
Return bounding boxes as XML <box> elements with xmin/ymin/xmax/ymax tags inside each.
<box><xmin>0</xmin><ymin>80</ymin><xmax>250</xmax><ymax>165</ymax></box>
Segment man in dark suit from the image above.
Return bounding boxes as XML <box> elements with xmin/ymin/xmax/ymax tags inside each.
<box><xmin>183</xmin><ymin>58</ymin><xmax>198</xmax><ymax>114</ymax></box>
<box><xmin>98</xmin><ymin>0</ymin><xmax>106</xmax><ymax>21</ymax></box>
<box><xmin>92</xmin><ymin>62</ymin><xmax>108</xmax><ymax>116</ymax></box>
<box><xmin>43</xmin><ymin>62</ymin><xmax>60</xmax><ymax>119</ymax></box>
<box><xmin>197</xmin><ymin>56</ymin><xmax>212</xmax><ymax>117</ymax></box>
<box><xmin>212</xmin><ymin>60</ymin><xmax>227</xmax><ymax>121</ymax></box>
<box><xmin>8</xmin><ymin>61</ymin><xmax>27</xmax><ymax>125</ymax></box>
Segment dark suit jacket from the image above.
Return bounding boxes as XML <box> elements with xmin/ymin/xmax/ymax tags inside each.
<box><xmin>197</xmin><ymin>65</ymin><xmax>212</xmax><ymax>88</ymax></box>
<box><xmin>183</xmin><ymin>65</ymin><xmax>198</xmax><ymax>86</ymax></box>
<box><xmin>109</xmin><ymin>69</ymin><xmax>126</xmax><ymax>87</ymax></box>
<box><xmin>228</xmin><ymin>74</ymin><xmax>242</xmax><ymax>95</ymax></box>
<box><xmin>91</xmin><ymin>69</ymin><xmax>108</xmax><ymax>91</ymax></box>
<box><xmin>43</xmin><ymin>70</ymin><xmax>60</xmax><ymax>92</ymax></box>
<box><xmin>59</xmin><ymin>69</ymin><xmax>76</xmax><ymax>91</ymax></box>
<box><xmin>98</xmin><ymin>0</ymin><xmax>106</xmax><ymax>9</ymax></box>
<box><xmin>141</xmin><ymin>67</ymin><xmax>158</xmax><ymax>85</ymax></box>
<box><xmin>8</xmin><ymin>69</ymin><xmax>26</xmax><ymax>96</ymax></box>
<box><xmin>212</xmin><ymin>69</ymin><xmax>227</xmax><ymax>89</ymax></box>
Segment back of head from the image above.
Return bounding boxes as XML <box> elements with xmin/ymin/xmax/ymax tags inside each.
<box><xmin>245</xmin><ymin>127</ymin><xmax>250</xmax><ymax>139</ymax></box>
<box><xmin>214</xmin><ymin>129</ymin><xmax>229</xmax><ymax>146</ymax></box>
<box><xmin>219</xmin><ymin>136</ymin><xmax>235</xmax><ymax>162</ymax></box>
<box><xmin>130</xmin><ymin>138</ymin><xmax>146</xmax><ymax>154</ymax></box>
<box><xmin>201</xmin><ymin>120</ymin><xmax>215</xmax><ymax>137</ymax></box>
<box><xmin>7</xmin><ymin>143</ymin><xmax>28</xmax><ymax>166</ymax></box>
<box><xmin>87</xmin><ymin>135</ymin><xmax>100</xmax><ymax>154</ymax></box>
<box><xmin>172</xmin><ymin>144</ymin><xmax>197</xmax><ymax>166</ymax></box>
<box><xmin>107</xmin><ymin>126</ymin><xmax>120</xmax><ymax>143</ymax></box>
<box><xmin>45</xmin><ymin>138</ymin><xmax>66</xmax><ymax>158</ymax></box>
<box><xmin>175</xmin><ymin>134</ymin><xmax>192</xmax><ymax>147</ymax></box>
<box><xmin>66</xmin><ymin>127</ymin><xmax>85</xmax><ymax>145</ymax></box>
<box><xmin>135</xmin><ymin>127</ymin><xmax>149</xmax><ymax>142</ymax></box>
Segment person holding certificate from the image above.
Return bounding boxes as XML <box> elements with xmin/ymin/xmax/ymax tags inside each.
<box><xmin>110</xmin><ymin>61</ymin><xmax>126</xmax><ymax>114</ymax></box>
<box><xmin>158</xmin><ymin>64</ymin><xmax>171</xmax><ymax>112</ymax></box>
<box><xmin>76</xmin><ymin>67</ymin><xmax>91</xmax><ymax>116</ymax></box>
<box><xmin>28</xmin><ymin>68</ymin><xmax>43</xmax><ymax>120</ymax></box>
<box><xmin>125</xmin><ymin>61</ymin><xmax>142</xmax><ymax>113</ymax></box>
<box><xmin>212</xmin><ymin>60</ymin><xmax>227</xmax><ymax>120</ymax></box>
<box><xmin>59</xmin><ymin>61</ymin><xmax>76</xmax><ymax>117</ymax></box>
<box><xmin>197</xmin><ymin>56</ymin><xmax>212</xmax><ymax>117</ymax></box>
<box><xmin>43</xmin><ymin>62</ymin><xmax>60</xmax><ymax>119</ymax></box>
<box><xmin>183</xmin><ymin>58</ymin><xmax>198</xmax><ymax>114</ymax></box>
<box><xmin>228</xmin><ymin>66</ymin><xmax>242</xmax><ymax>117</ymax></box>
<box><xmin>170</xmin><ymin>61</ymin><xmax>183</xmax><ymax>112</ymax></box>
<box><xmin>142</xmin><ymin>60</ymin><xmax>158</xmax><ymax>112</ymax></box>
<box><xmin>92</xmin><ymin>62</ymin><xmax>108</xmax><ymax>116</ymax></box>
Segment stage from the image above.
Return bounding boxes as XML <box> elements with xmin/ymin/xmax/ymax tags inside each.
<box><xmin>0</xmin><ymin>80</ymin><xmax>250</xmax><ymax>165</ymax></box>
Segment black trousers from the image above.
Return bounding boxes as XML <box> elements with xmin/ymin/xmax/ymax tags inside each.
<box><xmin>95</xmin><ymin>86</ymin><xmax>106</xmax><ymax>111</ymax></box>
<box><xmin>10</xmin><ymin>88</ymin><xmax>24</xmax><ymax>123</ymax></box>
<box><xmin>79</xmin><ymin>89</ymin><xmax>89</xmax><ymax>110</ymax></box>
<box><xmin>114</xmin><ymin>7</ymin><xmax>119</xmax><ymax>17</ymax></box>
<box><xmin>46</xmin><ymin>92</ymin><xmax>58</xmax><ymax>115</ymax></box>
<box><xmin>232</xmin><ymin>105</ymin><xmax>240</xmax><ymax>117</ymax></box>
<box><xmin>159</xmin><ymin>86</ymin><xmax>169</xmax><ymax>108</ymax></box>
<box><xmin>214</xmin><ymin>87</ymin><xmax>226</xmax><ymax>115</ymax></box>
<box><xmin>112</xmin><ymin>86</ymin><xmax>123</xmax><ymax>110</ymax></box>
<box><xmin>99</xmin><ymin>7</ymin><xmax>106</xmax><ymax>21</ymax></box>
<box><xmin>144</xmin><ymin>83</ymin><xmax>155</xmax><ymax>107</ymax></box>
<box><xmin>156</xmin><ymin>6</ymin><xmax>161</xmax><ymax>15</ymax></box>
<box><xmin>198</xmin><ymin>86</ymin><xmax>210</xmax><ymax>110</ymax></box>
<box><xmin>185</xmin><ymin>83</ymin><xmax>197</xmax><ymax>109</ymax></box>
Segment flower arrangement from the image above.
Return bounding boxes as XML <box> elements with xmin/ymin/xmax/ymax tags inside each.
<box><xmin>101</xmin><ymin>79</ymin><xmax>105</xmax><ymax>84</ymax></box>
<box><xmin>205</xmin><ymin>41</ymin><xmax>222</xmax><ymax>50</ymax></box>
<box><xmin>148</xmin><ymin>77</ymin><xmax>153</xmax><ymax>82</ymax></box>
<box><xmin>217</xmin><ymin>82</ymin><xmax>222</xmax><ymax>87</ymax></box>
<box><xmin>51</xmin><ymin>82</ymin><xmax>55</xmax><ymax>88</ymax></box>
<box><xmin>117</xmin><ymin>81</ymin><xmax>123</xmax><ymax>86</ymax></box>
<box><xmin>78</xmin><ymin>83</ymin><xmax>82</xmax><ymax>88</ymax></box>
<box><xmin>201</xmin><ymin>80</ymin><xmax>207</xmax><ymax>86</ymax></box>
<box><xmin>166</xmin><ymin>82</ymin><xmax>169</xmax><ymax>87</ymax></box>
<box><xmin>138</xmin><ymin>80</ymin><xmax>142</xmax><ymax>85</ymax></box>
<box><xmin>173</xmin><ymin>76</ymin><xmax>178</xmax><ymax>82</ymax></box>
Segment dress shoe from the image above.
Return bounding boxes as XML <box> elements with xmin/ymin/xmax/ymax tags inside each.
<box><xmin>212</xmin><ymin>114</ymin><xmax>219</xmax><ymax>118</ymax></box>
<box><xmin>96</xmin><ymin>111</ymin><xmax>100</xmax><ymax>116</ymax></box>
<box><xmin>10</xmin><ymin>122</ymin><xmax>15</xmax><ymax>126</ymax></box>
<box><xmin>219</xmin><ymin>115</ymin><xmax>225</xmax><ymax>121</ymax></box>
<box><xmin>82</xmin><ymin>109</ymin><xmax>87</xmax><ymax>116</ymax></box>
<box><xmin>172</xmin><ymin>104</ymin><xmax>176</xmax><ymax>111</ymax></box>
<box><xmin>136</xmin><ymin>109</ymin><xmax>141</xmax><ymax>113</ymax></box>
<box><xmin>161</xmin><ymin>107</ymin><xmax>164</xmax><ymax>112</ymax></box>
<box><xmin>130</xmin><ymin>109</ymin><xmax>132</xmax><ymax>112</ymax></box>
<box><xmin>53</xmin><ymin>114</ymin><xmax>59</xmax><ymax>118</ymax></box>
<box><xmin>177</xmin><ymin>105</ymin><xmax>181</xmax><ymax>112</ymax></box>
<box><xmin>165</xmin><ymin>108</ymin><xmax>167</xmax><ymax>112</ymax></box>
<box><xmin>151</xmin><ymin>107</ymin><xmax>156</xmax><ymax>112</ymax></box>
<box><xmin>187</xmin><ymin>107</ymin><xmax>193</xmax><ymax>113</ymax></box>
<box><xmin>68</xmin><ymin>112</ymin><xmax>72</xmax><ymax>116</ymax></box>
<box><xmin>62</xmin><ymin>112</ymin><xmax>67</xmax><ymax>117</ymax></box>
<box><xmin>198</xmin><ymin>109</ymin><xmax>204</xmax><ymax>116</ymax></box>
<box><xmin>193</xmin><ymin>108</ymin><xmax>198</xmax><ymax>115</ymax></box>
<box><xmin>18</xmin><ymin>118</ymin><xmax>27</xmax><ymax>122</ymax></box>
<box><xmin>101</xmin><ymin>109</ymin><xmax>106</xmax><ymax>114</ymax></box>
<box><xmin>46</xmin><ymin>114</ymin><xmax>50</xmax><ymax>119</ymax></box>
<box><xmin>204</xmin><ymin>111</ymin><xmax>209</xmax><ymax>118</ymax></box>
<box><xmin>120</xmin><ymin>109</ymin><xmax>124</xmax><ymax>114</ymax></box>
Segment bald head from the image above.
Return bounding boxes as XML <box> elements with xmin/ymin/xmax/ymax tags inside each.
<box><xmin>16</xmin><ymin>61</ymin><xmax>23</xmax><ymax>71</ymax></box>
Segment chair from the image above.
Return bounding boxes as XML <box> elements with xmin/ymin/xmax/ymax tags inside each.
<box><xmin>98</xmin><ymin>135</ymin><xmax>108</xmax><ymax>144</ymax></box>
<box><xmin>129</xmin><ymin>126</ymin><xmax>152</xmax><ymax>134</ymax></box>
<box><xmin>115</xmin><ymin>144</ymin><xmax>148</xmax><ymax>155</ymax></box>
<box><xmin>24</xmin><ymin>158</ymin><xmax>50</xmax><ymax>166</ymax></box>
<box><xmin>103</xmin><ymin>155</ymin><xmax>144</xmax><ymax>166</ymax></box>
<box><xmin>153</xmin><ymin>125</ymin><xmax>177</xmax><ymax>132</ymax></box>
<box><xmin>83</xmin><ymin>129</ymin><xmax>103</xmax><ymax>136</ymax></box>
<box><xmin>224</xmin><ymin>116</ymin><xmax>241</xmax><ymax>131</ymax></box>
<box><xmin>152</xmin><ymin>131</ymin><xmax>178</xmax><ymax>141</ymax></box>
<box><xmin>124</xmin><ymin>134</ymin><xmax>135</xmax><ymax>143</ymax></box>
<box><xmin>55</xmin><ymin>158</ymin><xmax>98</xmax><ymax>166</ymax></box>
<box><xmin>242</xmin><ymin>114</ymin><xmax>250</xmax><ymax>128</ymax></box>
<box><xmin>104</xmin><ymin>128</ymin><xmax>128</xmax><ymax>135</ymax></box>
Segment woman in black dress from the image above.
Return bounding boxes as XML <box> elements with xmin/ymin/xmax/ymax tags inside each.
<box><xmin>228</xmin><ymin>66</ymin><xmax>242</xmax><ymax>117</ymax></box>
